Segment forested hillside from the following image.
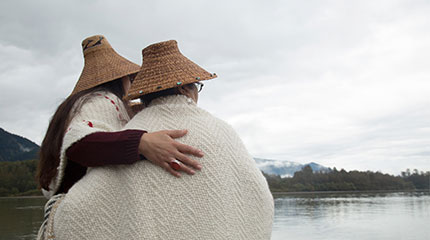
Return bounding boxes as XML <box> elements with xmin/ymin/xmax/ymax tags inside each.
<box><xmin>0</xmin><ymin>159</ymin><xmax>429</xmax><ymax>197</ymax></box>
<box><xmin>264</xmin><ymin>165</ymin><xmax>430</xmax><ymax>192</ymax></box>
<box><xmin>0</xmin><ymin>128</ymin><xmax>39</xmax><ymax>162</ymax></box>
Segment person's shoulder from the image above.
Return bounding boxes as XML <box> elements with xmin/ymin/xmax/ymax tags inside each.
<box><xmin>80</xmin><ymin>91</ymin><xmax>123</xmax><ymax>106</ymax></box>
<box><xmin>93</xmin><ymin>91</ymin><xmax>120</xmax><ymax>101</ymax></box>
<box><xmin>195</xmin><ymin>111</ymin><xmax>246</xmax><ymax>147</ymax></box>
<box><xmin>74</xmin><ymin>91</ymin><xmax>126</xmax><ymax>117</ymax></box>
<box><xmin>195</xmin><ymin>108</ymin><xmax>237</xmax><ymax>132</ymax></box>
<box><xmin>214</xmin><ymin>116</ymin><xmax>236</xmax><ymax>133</ymax></box>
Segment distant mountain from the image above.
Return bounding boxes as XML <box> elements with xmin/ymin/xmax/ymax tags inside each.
<box><xmin>254</xmin><ymin>158</ymin><xmax>329</xmax><ymax>178</ymax></box>
<box><xmin>0</xmin><ymin>128</ymin><xmax>39</xmax><ymax>162</ymax></box>
<box><xmin>306</xmin><ymin>162</ymin><xmax>329</xmax><ymax>172</ymax></box>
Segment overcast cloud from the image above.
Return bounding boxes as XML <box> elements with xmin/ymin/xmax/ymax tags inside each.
<box><xmin>1</xmin><ymin>0</ymin><xmax>429</xmax><ymax>174</ymax></box>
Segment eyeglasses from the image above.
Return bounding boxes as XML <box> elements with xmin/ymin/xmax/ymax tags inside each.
<box><xmin>194</xmin><ymin>82</ymin><xmax>204</xmax><ymax>93</ymax></box>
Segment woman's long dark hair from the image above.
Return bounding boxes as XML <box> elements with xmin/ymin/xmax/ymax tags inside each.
<box><xmin>36</xmin><ymin>79</ymin><xmax>126</xmax><ymax>190</ymax></box>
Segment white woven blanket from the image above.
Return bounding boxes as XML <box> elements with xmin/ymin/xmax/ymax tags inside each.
<box><xmin>54</xmin><ymin>95</ymin><xmax>274</xmax><ymax>240</ymax></box>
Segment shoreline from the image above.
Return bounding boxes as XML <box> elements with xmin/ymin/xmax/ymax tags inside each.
<box><xmin>0</xmin><ymin>195</ymin><xmax>45</xmax><ymax>199</ymax></box>
<box><xmin>1</xmin><ymin>189</ymin><xmax>429</xmax><ymax>199</ymax></box>
<box><xmin>272</xmin><ymin>189</ymin><xmax>430</xmax><ymax>195</ymax></box>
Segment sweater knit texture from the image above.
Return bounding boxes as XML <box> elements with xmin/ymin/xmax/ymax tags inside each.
<box><xmin>43</xmin><ymin>91</ymin><xmax>130</xmax><ymax>198</ymax></box>
<box><xmin>57</xmin><ymin>129</ymin><xmax>144</xmax><ymax>195</ymax></box>
<box><xmin>53</xmin><ymin>95</ymin><xmax>274</xmax><ymax>240</ymax></box>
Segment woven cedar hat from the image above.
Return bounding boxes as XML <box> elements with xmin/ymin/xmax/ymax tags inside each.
<box><xmin>72</xmin><ymin>35</ymin><xmax>140</xmax><ymax>95</ymax></box>
<box><xmin>126</xmin><ymin>40</ymin><xmax>216</xmax><ymax>100</ymax></box>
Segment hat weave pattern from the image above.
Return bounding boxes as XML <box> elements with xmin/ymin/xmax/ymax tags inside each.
<box><xmin>127</xmin><ymin>40</ymin><xmax>216</xmax><ymax>100</ymax></box>
<box><xmin>72</xmin><ymin>35</ymin><xmax>140</xmax><ymax>95</ymax></box>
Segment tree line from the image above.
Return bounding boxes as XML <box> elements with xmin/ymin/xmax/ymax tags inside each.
<box><xmin>0</xmin><ymin>160</ymin><xmax>429</xmax><ymax>196</ymax></box>
<box><xmin>0</xmin><ymin>159</ymin><xmax>40</xmax><ymax>196</ymax></box>
<box><xmin>264</xmin><ymin>165</ymin><xmax>430</xmax><ymax>192</ymax></box>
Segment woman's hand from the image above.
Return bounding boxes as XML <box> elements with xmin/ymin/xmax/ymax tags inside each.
<box><xmin>138</xmin><ymin>129</ymin><xmax>203</xmax><ymax>177</ymax></box>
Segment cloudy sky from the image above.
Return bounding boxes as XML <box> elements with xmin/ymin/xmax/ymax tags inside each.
<box><xmin>1</xmin><ymin>0</ymin><xmax>429</xmax><ymax>174</ymax></box>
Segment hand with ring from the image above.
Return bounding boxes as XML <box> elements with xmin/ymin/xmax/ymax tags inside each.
<box><xmin>138</xmin><ymin>129</ymin><xmax>203</xmax><ymax>177</ymax></box>
<box><xmin>169</xmin><ymin>159</ymin><xmax>182</xmax><ymax>171</ymax></box>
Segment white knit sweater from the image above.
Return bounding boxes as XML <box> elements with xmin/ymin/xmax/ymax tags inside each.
<box><xmin>43</xmin><ymin>91</ymin><xmax>130</xmax><ymax>198</ymax></box>
<box><xmin>54</xmin><ymin>95</ymin><xmax>274</xmax><ymax>240</ymax></box>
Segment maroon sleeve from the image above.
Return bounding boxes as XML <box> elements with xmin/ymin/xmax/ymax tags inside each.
<box><xmin>66</xmin><ymin>129</ymin><xmax>146</xmax><ymax>167</ymax></box>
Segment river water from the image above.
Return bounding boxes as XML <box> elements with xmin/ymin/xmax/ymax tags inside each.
<box><xmin>1</xmin><ymin>191</ymin><xmax>429</xmax><ymax>240</ymax></box>
<box><xmin>271</xmin><ymin>191</ymin><xmax>429</xmax><ymax>240</ymax></box>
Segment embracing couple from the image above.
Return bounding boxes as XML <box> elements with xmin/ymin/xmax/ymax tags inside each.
<box><xmin>36</xmin><ymin>35</ymin><xmax>273</xmax><ymax>240</ymax></box>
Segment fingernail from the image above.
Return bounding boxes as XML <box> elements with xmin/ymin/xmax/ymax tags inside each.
<box><xmin>197</xmin><ymin>164</ymin><xmax>202</xmax><ymax>170</ymax></box>
<box><xmin>190</xmin><ymin>170</ymin><xmax>195</xmax><ymax>175</ymax></box>
<box><xmin>199</xmin><ymin>151</ymin><xmax>204</xmax><ymax>156</ymax></box>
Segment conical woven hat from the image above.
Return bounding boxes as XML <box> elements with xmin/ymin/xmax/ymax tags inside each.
<box><xmin>126</xmin><ymin>40</ymin><xmax>216</xmax><ymax>100</ymax></box>
<box><xmin>72</xmin><ymin>35</ymin><xmax>140</xmax><ymax>95</ymax></box>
